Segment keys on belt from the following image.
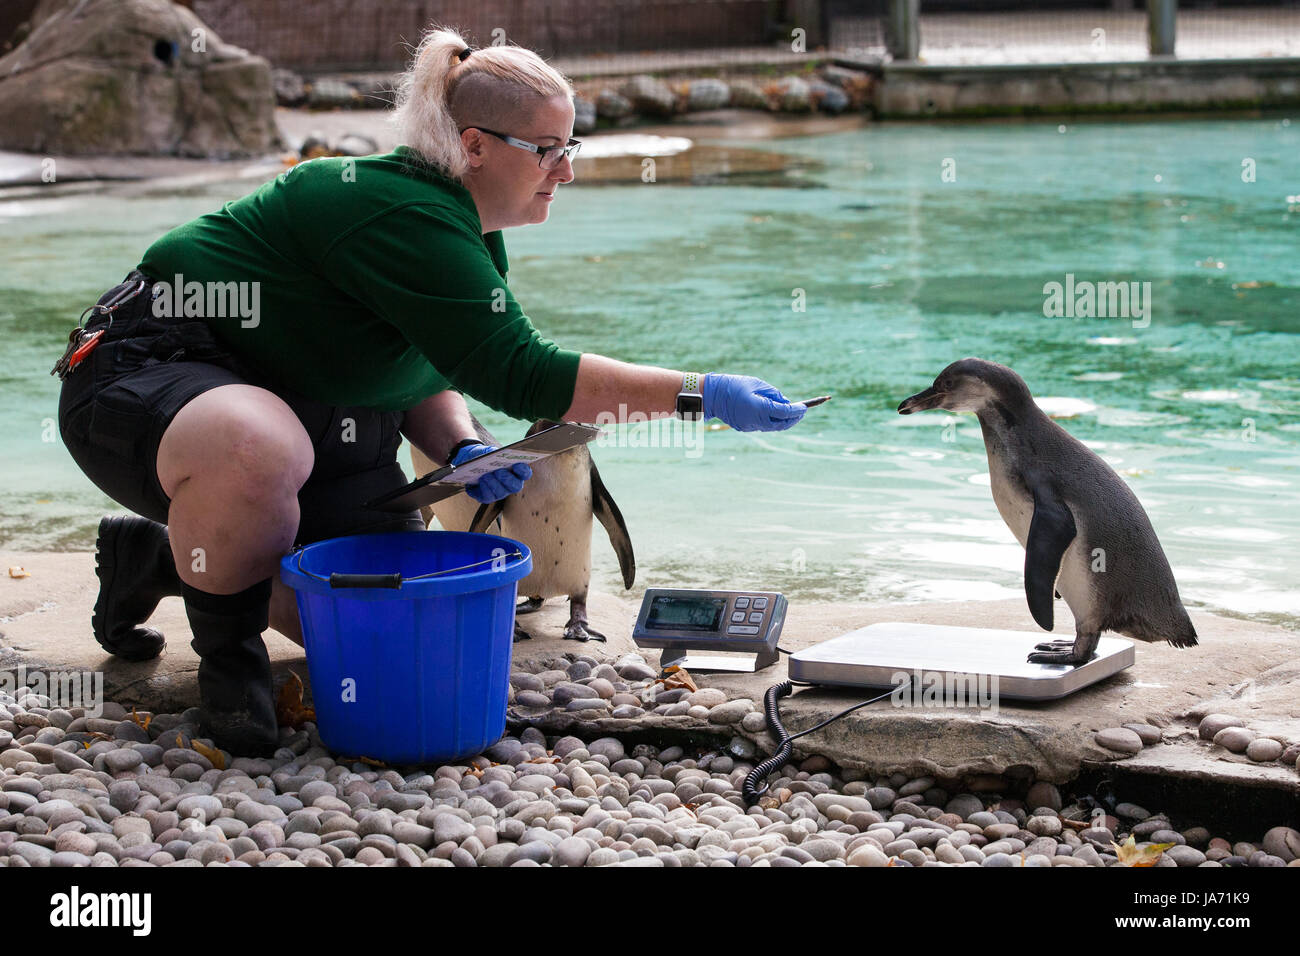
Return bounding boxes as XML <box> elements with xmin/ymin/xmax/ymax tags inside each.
<box><xmin>51</xmin><ymin>277</ymin><xmax>148</xmax><ymax>380</ymax></box>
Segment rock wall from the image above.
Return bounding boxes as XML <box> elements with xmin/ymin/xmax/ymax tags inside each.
<box><xmin>0</xmin><ymin>0</ymin><xmax>280</xmax><ymax>158</ymax></box>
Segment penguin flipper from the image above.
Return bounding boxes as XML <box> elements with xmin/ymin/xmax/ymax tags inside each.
<box><xmin>589</xmin><ymin>462</ymin><xmax>636</xmax><ymax>589</ymax></box>
<box><xmin>469</xmin><ymin>501</ymin><xmax>506</xmax><ymax>534</ymax></box>
<box><xmin>1024</xmin><ymin>481</ymin><xmax>1077</xmax><ymax>632</ymax></box>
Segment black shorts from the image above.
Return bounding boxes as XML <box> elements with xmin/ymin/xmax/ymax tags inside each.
<box><xmin>57</xmin><ymin>270</ymin><xmax>425</xmax><ymax>546</ymax></box>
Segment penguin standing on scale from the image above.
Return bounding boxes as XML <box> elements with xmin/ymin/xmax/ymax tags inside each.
<box><xmin>898</xmin><ymin>358</ymin><xmax>1198</xmax><ymax>666</ymax></box>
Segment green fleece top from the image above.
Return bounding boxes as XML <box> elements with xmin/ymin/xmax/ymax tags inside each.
<box><xmin>138</xmin><ymin>146</ymin><xmax>582</xmax><ymax>419</ymax></box>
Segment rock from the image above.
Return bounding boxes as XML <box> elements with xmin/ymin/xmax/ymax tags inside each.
<box><xmin>740</xmin><ymin>712</ymin><xmax>767</xmax><ymax>733</ymax></box>
<box><xmin>572</xmin><ymin>94</ymin><xmax>597</xmax><ymax>134</ymax></box>
<box><xmin>1245</xmin><ymin>738</ymin><xmax>1284</xmax><ymax>762</ymax></box>
<box><xmin>728</xmin><ymin>80</ymin><xmax>767</xmax><ymax>110</ymax></box>
<box><xmin>0</xmin><ymin>0</ymin><xmax>279</xmax><ymax>158</ymax></box>
<box><xmin>587</xmin><ymin>738</ymin><xmax>625</xmax><ymax>762</ymax></box>
<box><xmin>306</xmin><ymin>77</ymin><xmax>360</xmax><ymax>109</ymax></box>
<box><xmin>707</xmin><ymin>700</ymin><xmax>754</xmax><ymax>725</ymax></box>
<box><xmin>618</xmin><ymin>75</ymin><xmax>676</xmax><ymax>116</ymax></box>
<box><xmin>595</xmin><ymin>89</ymin><xmax>633</xmax><ymax>120</ymax></box>
<box><xmin>686</xmin><ymin>78</ymin><xmax>729</xmax><ymax>111</ymax></box>
<box><xmin>515</xmin><ymin>691</ymin><xmax>550</xmax><ymax>709</ymax></box>
<box><xmin>1026</xmin><ymin>815</ymin><xmax>1062</xmax><ymax>837</ymax></box>
<box><xmin>1198</xmin><ymin>714</ymin><xmax>1245</xmax><ymax>741</ymax></box>
<box><xmin>944</xmin><ymin>794</ymin><xmax>984</xmax><ymax>819</ymax></box>
<box><xmin>1122</xmin><ymin>723</ymin><xmax>1163</xmax><ymax>745</ymax></box>
<box><xmin>1079</xmin><ymin>827</ymin><xmax>1114</xmax><ymax>849</ymax></box>
<box><xmin>1165</xmin><ymin>845</ymin><xmax>1206</xmax><ymax>867</ymax></box>
<box><xmin>808</xmin><ymin>79</ymin><xmax>849</xmax><ymax>114</ymax></box>
<box><xmin>846</xmin><ymin>843</ymin><xmax>889</xmax><ymax>867</ymax></box>
<box><xmin>1114</xmin><ymin>802</ymin><xmax>1149</xmax><ymax>820</ymax></box>
<box><xmin>1212</xmin><ymin>727</ymin><xmax>1256</xmax><ymax>753</ymax></box>
<box><xmin>771</xmin><ymin>76</ymin><xmax>812</xmax><ymax>112</ymax></box>
<box><xmin>334</xmin><ymin>133</ymin><xmax>378</xmax><ymax>157</ymax></box>
<box><xmin>1261</xmin><ymin>826</ymin><xmax>1300</xmax><ymax>862</ymax></box>
<box><xmin>553</xmin><ymin>836</ymin><xmax>591</xmax><ymax>867</ymax></box>
<box><xmin>1025</xmin><ymin>782</ymin><xmax>1061</xmax><ymax>811</ymax></box>
<box><xmin>982</xmin><ymin>852</ymin><xmax>1021</xmax><ymax>867</ymax></box>
<box><xmin>272</xmin><ymin>68</ymin><xmax>305</xmax><ymax>106</ymax></box>
<box><xmin>431</xmin><ymin>814</ymin><xmax>474</xmax><ymax>846</ymax></box>
<box><xmin>687</xmin><ymin>688</ymin><xmax>727</xmax><ymax>708</ymax></box>
<box><xmin>1094</xmin><ymin>727</ymin><xmax>1143</xmax><ymax>754</ymax></box>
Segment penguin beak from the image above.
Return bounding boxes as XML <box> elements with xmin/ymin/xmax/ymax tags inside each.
<box><xmin>898</xmin><ymin>386</ymin><xmax>944</xmax><ymax>415</ymax></box>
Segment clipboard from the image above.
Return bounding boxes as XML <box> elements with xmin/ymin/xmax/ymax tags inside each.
<box><xmin>365</xmin><ymin>422</ymin><xmax>604</xmax><ymax>513</ymax></box>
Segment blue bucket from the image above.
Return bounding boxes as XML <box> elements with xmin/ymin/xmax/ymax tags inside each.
<box><xmin>279</xmin><ymin>531</ymin><xmax>532</xmax><ymax>765</ymax></box>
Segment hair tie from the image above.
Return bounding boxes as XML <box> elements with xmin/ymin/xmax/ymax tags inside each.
<box><xmin>456</xmin><ymin>47</ymin><xmax>472</xmax><ymax>62</ymax></box>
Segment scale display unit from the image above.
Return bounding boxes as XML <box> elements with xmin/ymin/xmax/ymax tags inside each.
<box><xmin>633</xmin><ymin>588</ymin><xmax>787</xmax><ymax>673</ymax></box>
<box><xmin>789</xmin><ymin>622</ymin><xmax>1135</xmax><ymax>701</ymax></box>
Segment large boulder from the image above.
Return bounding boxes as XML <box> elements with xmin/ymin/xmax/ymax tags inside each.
<box><xmin>0</xmin><ymin>0</ymin><xmax>279</xmax><ymax>157</ymax></box>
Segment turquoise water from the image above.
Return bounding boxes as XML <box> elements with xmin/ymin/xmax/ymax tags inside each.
<box><xmin>3</xmin><ymin>118</ymin><xmax>1298</xmax><ymax>628</ymax></box>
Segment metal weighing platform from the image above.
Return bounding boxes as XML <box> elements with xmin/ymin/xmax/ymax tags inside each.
<box><xmin>789</xmin><ymin>622</ymin><xmax>1135</xmax><ymax>701</ymax></box>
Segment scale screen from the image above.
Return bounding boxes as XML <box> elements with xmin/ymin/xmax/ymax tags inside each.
<box><xmin>644</xmin><ymin>595</ymin><xmax>726</xmax><ymax>633</ymax></box>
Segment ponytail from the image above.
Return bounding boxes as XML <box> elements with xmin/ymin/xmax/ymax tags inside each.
<box><xmin>391</xmin><ymin>25</ymin><xmax>573</xmax><ymax>182</ymax></box>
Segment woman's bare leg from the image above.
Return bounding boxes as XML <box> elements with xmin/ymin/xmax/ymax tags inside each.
<box><xmin>156</xmin><ymin>384</ymin><xmax>315</xmax><ymax>595</ymax></box>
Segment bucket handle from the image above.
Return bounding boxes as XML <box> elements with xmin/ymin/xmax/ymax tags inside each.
<box><xmin>292</xmin><ymin>548</ymin><xmax>525</xmax><ymax>589</ymax></box>
<box><xmin>329</xmin><ymin>572</ymin><xmax>402</xmax><ymax>589</ymax></box>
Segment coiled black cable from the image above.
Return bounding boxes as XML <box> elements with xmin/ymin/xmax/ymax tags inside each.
<box><xmin>741</xmin><ymin>680</ymin><xmax>896</xmax><ymax>807</ymax></box>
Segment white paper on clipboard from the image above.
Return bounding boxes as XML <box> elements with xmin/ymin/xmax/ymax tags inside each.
<box><xmin>364</xmin><ymin>422</ymin><xmax>604</xmax><ymax>513</ymax></box>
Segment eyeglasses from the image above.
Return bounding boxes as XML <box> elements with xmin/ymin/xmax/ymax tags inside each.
<box><xmin>461</xmin><ymin>127</ymin><xmax>581</xmax><ymax>170</ymax></box>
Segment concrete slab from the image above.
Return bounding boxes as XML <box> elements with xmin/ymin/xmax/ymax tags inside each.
<box><xmin>2</xmin><ymin>550</ymin><xmax>1296</xmax><ymax>793</ymax></box>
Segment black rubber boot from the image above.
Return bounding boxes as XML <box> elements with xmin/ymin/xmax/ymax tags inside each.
<box><xmin>182</xmin><ymin>578</ymin><xmax>280</xmax><ymax>758</ymax></box>
<box><xmin>92</xmin><ymin>515</ymin><xmax>181</xmax><ymax>661</ymax></box>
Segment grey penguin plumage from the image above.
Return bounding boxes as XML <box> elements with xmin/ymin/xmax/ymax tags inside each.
<box><xmin>411</xmin><ymin>417</ymin><xmax>635</xmax><ymax>642</ymax></box>
<box><xmin>898</xmin><ymin>358</ymin><xmax>1198</xmax><ymax>665</ymax></box>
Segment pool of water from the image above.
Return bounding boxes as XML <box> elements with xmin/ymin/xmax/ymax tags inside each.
<box><xmin>2</xmin><ymin>117</ymin><xmax>1298</xmax><ymax>629</ymax></box>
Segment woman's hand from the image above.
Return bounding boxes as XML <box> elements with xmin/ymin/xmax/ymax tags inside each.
<box><xmin>702</xmin><ymin>374</ymin><xmax>807</xmax><ymax>432</ymax></box>
<box><xmin>451</xmin><ymin>442</ymin><xmax>532</xmax><ymax>503</ymax></box>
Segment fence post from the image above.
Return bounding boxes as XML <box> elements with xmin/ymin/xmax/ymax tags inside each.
<box><xmin>887</xmin><ymin>0</ymin><xmax>920</xmax><ymax>61</ymax></box>
<box><xmin>1148</xmin><ymin>0</ymin><xmax>1177</xmax><ymax>56</ymax></box>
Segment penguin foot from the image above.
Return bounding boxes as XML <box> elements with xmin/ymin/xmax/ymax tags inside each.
<box><xmin>512</xmin><ymin>623</ymin><xmax>533</xmax><ymax>642</ymax></box>
<box><xmin>1026</xmin><ymin>639</ymin><xmax>1094</xmax><ymax>666</ymax></box>
<box><xmin>563</xmin><ymin>622</ymin><xmax>607</xmax><ymax>643</ymax></box>
<box><xmin>516</xmin><ymin>596</ymin><xmax>544</xmax><ymax>615</ymax></box>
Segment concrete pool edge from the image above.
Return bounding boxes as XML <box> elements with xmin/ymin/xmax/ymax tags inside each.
<box><xmin>2</xmin><ymin>550</ymin><xmax>1297</xmax><ymax>795</ymax></box>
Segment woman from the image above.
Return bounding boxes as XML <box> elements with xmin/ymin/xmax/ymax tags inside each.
<box><xmin>56</xmin><ymin>27</ymin><xmax>807</xmax><ymax>757</ymax></box>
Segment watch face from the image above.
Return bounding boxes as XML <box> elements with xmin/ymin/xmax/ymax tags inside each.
<box><xmin>676</xmin><ymin>393</ymin><xmax>704</xmax><ymax>419</ymax></box>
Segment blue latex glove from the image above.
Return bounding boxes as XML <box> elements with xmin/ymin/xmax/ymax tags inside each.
<box><xmin>450</xmin><ymin>442</ymin><xmax>532</xmax><ymax>503</ymax></box>
<box><xmin>701</xmin><ymin>374</ymin><xmax>807</xmax><ymax>432</ymax></box>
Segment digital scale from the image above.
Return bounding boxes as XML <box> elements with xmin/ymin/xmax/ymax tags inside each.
<box><xmin>631</xmin><ymin>590</ymin><xmax>1135</xmax><ymax>699</ymax></box>
<box><xmin>633</xmin><ymin>588</ymin><xmax>788</xmax><ymax>672</ymax></box>
<box><xmin>788</xmin><ymin>622</ymin><xmax>1135</xmax><ymax>701</ymax></box>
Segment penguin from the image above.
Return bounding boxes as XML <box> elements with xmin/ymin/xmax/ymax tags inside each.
<box><xmin>897</xmin><ymin>358</ymin><xmax>1198</xmax><ymax>666</ymax></box>
<box><xmin>411</xmin><ymin>417</ymin><xmax>635</xmax><ymax>642</ymax></box>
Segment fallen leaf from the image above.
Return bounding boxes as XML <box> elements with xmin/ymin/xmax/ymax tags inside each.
<box><xmin>655</xmin><ymin>665</ymin><xmax>699</xmax><ymax>693</ymax></box>
<box><xmin>191</xmin><ymin>739</ymin><xmax>226</xmax><ymax>771</ymax></box>
<box><xmin>7</xmin><ymin>567</ymin><xmax>30</xmax><ymax>578</ymax></box>
<box><xmin>275</xmin><ymin>670</ymin><xmax>316</xmax><ymax>729</ymax></box>
<box><xmin>128</xmin><ymin>707</ymin><xmax>152</xmax><ymax>731</ymax></box>
<box><xmin>1112</xmin><ymin>834</ymin><xmax>1176</xmax><ymax>866</ymax></box>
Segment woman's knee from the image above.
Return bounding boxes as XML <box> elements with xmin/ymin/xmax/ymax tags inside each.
<box><xmin>158</xmin><ymin>385</ymin><xmax>314</xmax><ymax>498</ymax></box>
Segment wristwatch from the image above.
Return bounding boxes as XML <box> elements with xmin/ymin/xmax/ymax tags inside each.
<box><xmin>675</xmin><ymin>371</ymin><xmax>704</xmax><ymax>420</ymax></box>
<box><xmin>446</xmin><ymin>437</ymin><xmax>482</xmax><ymax>466</ymax></box>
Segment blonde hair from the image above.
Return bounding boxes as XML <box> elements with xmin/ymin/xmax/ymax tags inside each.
<box><xmin>391</xmin><ymin>26</ymin><xmax>573</xmax><ymax>181</ymax></box>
